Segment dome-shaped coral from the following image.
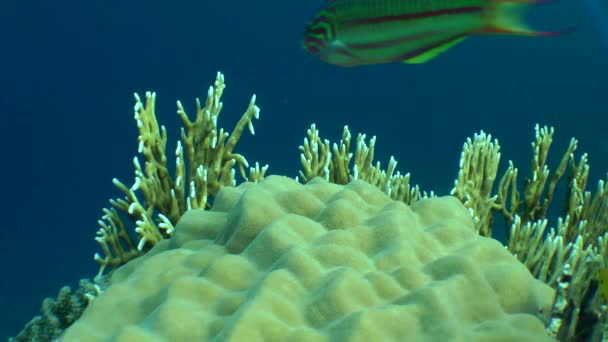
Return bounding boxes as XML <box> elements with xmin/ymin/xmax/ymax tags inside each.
<box><xmin>62</xmin><ymin>176</ymin><xmax>554</xmax><ymax>342</ymax></box>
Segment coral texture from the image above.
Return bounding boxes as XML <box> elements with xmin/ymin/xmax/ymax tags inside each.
<box><xmin>62</xmin><ymin>176</ymin><xmax>554</xmax><ymax>341</ymax></box>
<box><xmin>10</xmin><ymin>280</ymin><xmax>100</xmax><ymax>342</ymax></box>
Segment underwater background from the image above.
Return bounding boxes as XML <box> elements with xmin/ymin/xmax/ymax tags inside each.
<box><xmin>1</xmin><ymin>0</ymin><xmax>606</xmax><ymax>338</ymax></box>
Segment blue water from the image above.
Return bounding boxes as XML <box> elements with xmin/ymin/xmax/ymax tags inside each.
<box><xmin>1</xmin><ymin>0</ymin><xmax>606</xmax><ymax>338</ymax></box>
<box><xmin>584</xmin><ymin>0</ymin><xmax>608</xmax><ymax>53</ymax></box>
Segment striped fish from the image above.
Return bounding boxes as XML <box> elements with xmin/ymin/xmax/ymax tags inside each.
<box><xmin>303</xmin><ymin>0</ymin><xmax>570</xmax><ymax>66</ymax></box>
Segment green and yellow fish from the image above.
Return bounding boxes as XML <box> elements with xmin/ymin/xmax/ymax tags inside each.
<box><xmin>302</xmin><ymin>0</ymin><xmax>571</xmax><ymax>66</ymax></box>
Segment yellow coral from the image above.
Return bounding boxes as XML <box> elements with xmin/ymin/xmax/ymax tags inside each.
<box><xmin>94</xmin><ymin>72</ymin><xmax>267</xmax><ymax>276</ymax></box>
<box><xmin>67</xmin><ymin>177</ymin><xmax>554</xmax><ymax>342</ymax></box>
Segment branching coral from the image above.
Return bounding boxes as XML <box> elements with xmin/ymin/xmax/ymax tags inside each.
<box><xmin>447</xmin><ymin>124</ymin><xmax>608</xmax><ymax>339</ymax></box>
<box><xmin>94</xmin><ymin>72</ymin><xmax>267</xmax><ymax>276</ymax></box>
<box><xmin>297</xmin><ymin>124</ymin><xmax>428</xmax><ymax>204</ymax></box>
<box><xmin>451</xmin><ymin>131</ymin><xmax>501</xmax><ymax>236</ymax></box>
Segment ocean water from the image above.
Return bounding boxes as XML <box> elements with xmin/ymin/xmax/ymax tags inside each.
<box><xmin>1</xmin><ymin>0</ymin><xmax>606</xmax><ymax>338</ymax></box>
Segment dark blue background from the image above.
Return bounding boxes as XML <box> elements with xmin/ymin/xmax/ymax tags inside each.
<box><xmin>1</xmin><ymin>0</ymin><xmax>606</xmax><ymax>338</ymax></box>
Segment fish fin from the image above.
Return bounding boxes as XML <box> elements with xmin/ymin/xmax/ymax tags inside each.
<box><xmin>482</xmin><ymin>0</ymin><xmax>574</xmax><ymax>36</ymax></box>
<box><xmin>402</xmin><ymin>37</ymin><xmax>467</xmax><ymax>64</ymax></box>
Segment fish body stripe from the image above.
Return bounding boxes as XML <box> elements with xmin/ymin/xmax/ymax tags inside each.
<box><xmin>329</xmin><ymin>0</ymin><xmax>486</xmax><ymax>21</ymax></box>
<box><xmin>345</xmin><ymin>6</ymin><xmax>483</xmax><ymax>26</ymax></box>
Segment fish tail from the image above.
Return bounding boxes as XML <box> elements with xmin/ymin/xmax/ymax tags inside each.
<box><xmin>481</xmin><ymin>0</ymin><xmax>574</xmax><ymax>36</ymax></box>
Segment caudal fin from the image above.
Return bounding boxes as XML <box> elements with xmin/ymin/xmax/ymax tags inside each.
<box><xmin>482</xmin><ymin>0</ymin><xmax>575</xmax><ymax>36</ymax></box>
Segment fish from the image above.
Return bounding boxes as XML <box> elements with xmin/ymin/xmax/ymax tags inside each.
<box><xmin>302</xmin><ymin>0</ymin><xmax>571</xmax><ymax>66</ymax></box>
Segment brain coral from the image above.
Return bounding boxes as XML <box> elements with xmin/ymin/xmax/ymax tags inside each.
<box><xmin>61</xmin><ymin>176</ymin><xmax>555</xmax><ymax>342</ymax></box>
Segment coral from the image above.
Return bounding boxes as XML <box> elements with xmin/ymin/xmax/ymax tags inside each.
<box><xmin>297</xmin><ymin>124</ymin><xmax>428</xmax><ymax>204</ymax></box>
<box><xmin>94</xmin><ymin>72</ymin><xmax>267</xmax><ymax>276</ymax></box>
<box><xmin>9</xmin><ymin>279</ymin><xmax>102</xmax><ymax>342</ymax></box>
<box><xmin>61</xmin><ymin>176</ymin><xmax>554</xmax><ymax>341</ymax></box>
<box><xmin>14</xmin><ymin>71</ymin><xmax>603</xmax><ymax>340</ymax></box>
<box><xmin>300</xmin><ymin>121</ymin><xmax>608</xmax><ymax>339</ymax></box>
<box><xmin>448</xmin><ymin>126</ymin><xmax>608</xmax><ymax>339</ymax></box>
<box><xmin>451</xmin><ymin>131</ymin><xmax>501</xmax><ymax>236</ymax></box>
<box><xmin>297</xmin><ymin>122</ymin><xmax>608</xmax><ymax>339</ymax></box>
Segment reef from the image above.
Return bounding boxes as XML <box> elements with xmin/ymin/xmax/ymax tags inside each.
<box><xmin>12</xmin><ymin>72</ymin><xmax>608</xmax><ymax>341</ymax></box>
